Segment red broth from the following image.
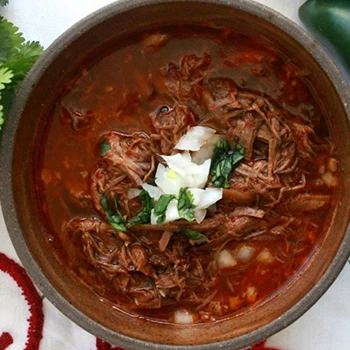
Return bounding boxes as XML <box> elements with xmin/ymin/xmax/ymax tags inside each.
<box><xmin>35</xmin><ymin>25</ymin><xmax>337</xmax><ymax>324</ymax></box>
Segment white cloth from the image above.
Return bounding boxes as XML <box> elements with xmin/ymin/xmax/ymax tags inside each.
<box><xmin>1</xmin><ymin>1</ymin><xmax>350</xmax><ymax>349</ymax></box>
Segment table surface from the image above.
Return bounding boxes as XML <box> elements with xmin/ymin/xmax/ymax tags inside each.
<box><xmin>1</xmin><ymin>1</ymin><xmax>350</xmax><ymax>349</ymax></box>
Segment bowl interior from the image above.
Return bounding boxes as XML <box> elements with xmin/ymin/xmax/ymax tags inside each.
<box><xmin>2</xmin><ymin>1</ymin><xmax>350</xmax><ymax>349</ymax></box>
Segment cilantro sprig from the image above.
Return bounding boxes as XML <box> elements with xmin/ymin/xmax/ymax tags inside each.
<box><xmin>154</xmin><ymin>194</ymin><xmax>175</xmax><ymax>224</ymax></box>
<box><xmin>177</xmin><ymin>188</ymin><xmax>196</xmax><ymax>221</ymax></box>
<box><xmin>0</xmin><ymin>16</ymin><xmax>44</xmax><ymax>130</ymax></box>
<box><xmin>210</xmin><ymin>141</ymin><xmax>245</xmax><ymax>188</ymax></box>
<box><xmin>100</xmin><ymin>194</ymin><xmax>127</xmax><ymax>231</ymax></box>
<box><xmin>129</xmin><ymin>190</ymin><xmax>153</xmax><ymax>226</ymax></box>
<box><xmin>181</xmin><ymin>228</ymin><xmax>209</xmax><ymax>244</ymax></box>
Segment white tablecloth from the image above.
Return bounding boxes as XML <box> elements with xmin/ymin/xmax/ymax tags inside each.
<box><xmin>1</xmin><ymin>1</ymin><xmax>350</xmax><ymax>349</ymax></box>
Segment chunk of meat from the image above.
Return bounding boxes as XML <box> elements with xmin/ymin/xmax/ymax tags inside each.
<box><xmin>151</xmin><ymin>104</ymin><xmax>197</xmax><ymax>154</ymax></box>
<box><xmin>60</xmin><ymin>105</ymin><xmax>92</xmax><ymax>131</ymax></box>
<box><xmin>102</xmin><ymin>131</ymin><xmax>156</xmax><ymax>186</ymax></box>
<box><xmin>222</xmin><ymin>188</ymin><xmax>256</xmax><ymax>206</ymax></box>
<box><xmin>161</xmin><ymin>53</ymin><xmax>211</xmax><ymax>105</ymax></box>
<box><xmin>227</xmin><ymin>114</ymin><xmax>263</xmax><ymax>159</ymax></box>
<box><xmin>124</xmin><ymin>273</ymin><xmax>162</xmax><ymax>309</ymax></box>
<box><xmin>288</xmin><ymin>194</ymin><xmax>331</xmax><ymax>211</ymax></box>
<box><xmin>65</xmin><ymin>217</ymin><xmax>127</xmax><ymax>277</ymax></box>
<box><xmin>232</xmin><ymin>207</ymin><xmax>265</xmax><ymax>218</ymax></box>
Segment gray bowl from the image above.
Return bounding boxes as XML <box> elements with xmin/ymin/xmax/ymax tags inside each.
<box><xmin>1</xmin><ymin>0</ymin><xmax>350</xmax><ymax>349</ymax></box>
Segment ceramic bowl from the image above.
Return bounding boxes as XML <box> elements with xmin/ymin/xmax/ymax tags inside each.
<box><xmin>1</xmin><ymin>1</ymin><xmax>350</xmax><ymax>349</ymax></box>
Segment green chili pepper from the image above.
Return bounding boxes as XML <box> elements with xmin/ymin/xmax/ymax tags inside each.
<box><xmin>299</xmin><ymin>0</ymin><xmax>350</xmax><ymax>73</ymax></box>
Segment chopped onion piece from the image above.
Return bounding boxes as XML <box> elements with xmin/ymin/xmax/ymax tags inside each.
<box><xmin>236</xmin><ymin>245</ymin><xmax>255</xmax><ymax>263</ymax></box>
<box><xmin>142</xmin><ymin>183</ymin><xmax>163</xmax><ymax>200</ymax></box>
<box><xmin>197</xmin><ymin>187</ymin><xmax>223</xmax><ymax>209</ymax></box>
<box><xmin>183</xmin><ymin>159</ymin><xmax>211</xmax><ymax>189</ymax></box>
<box><xmin>246</xmin><ymin>286</ymin><xmax>258</xmax><ymax>303</ymax></box>
<box><xmin>327</xmin><ymin>157</ymin><xmax>338</xmax><ymax>172</ymax></box>
<box><xmin>216</xmin><ymin>250</ymin><xmax>237</xmax><ymax>269</ymax></box>
<box><xmin>161</xmin><ymin>151</ymin><xmax>192</xmax><ymax>176</ymax></box>
<box><xmin>192</xmin><ymin>134</ymin><xmax>225</xmax><ymax>165</ymax></box>
<box><xmin>257</xmin><ymin>248</ymin><xmax>274</xmax><ymax>264</ymax></box>
<box><xmin>174</xmin><ymin>309</ymin><xmax>194</xmax><ymax>324</ymax></box>
<box><xmin>174</xmin><ymin>126</ymin><xmax>216</xmax><ymax>151</ymax></box>
<box><xmin>321</xmin><ymin>171</ymin><xmax>338</xmax><ymax>188</ymax></box>
<box><xmin>127</xmin><ymin>188</ymin><xmax>142</xmax><ymax>199</ymax></box>
<box><xmin>155</xmin><ymin>163</ymin><xmax>185</xmax><ymax>195</ymax></box>
<box><xmin>156</xmin><ymin>155</ymin><xmax>211</xmax><ymax>192</ymax></box>
<box><xmin>194</xmin><ymin>208</ymin><xmax>207</xmax><ymax>223</ymax></box>
<box><xmin>164</xmin><ymin>198</ymin><xmax>180</xmax><ymax>223</ymax></box>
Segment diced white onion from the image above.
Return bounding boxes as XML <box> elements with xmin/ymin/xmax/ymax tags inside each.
<box><xmin>257</xmin><ymin>248</ymin><xmax>274</xmax><ymax>264</ymax></box>
<box><xmin>162</xmin><ymin>152</ymin><xmax>192</xmax><ymax>176</ymax></box>
<box><xmin>174</xmin><ymin>309</ymin><xmax>194</xmax><ymax>324</ymax></box>
<box><xmin>216</xmin><ymin>250</ymin><xmax>237</xmax><ymax>269</ymax></box>
<box><xmin>246</xmin><ymin>286</ymin><xmax>258</xmax><ymax>303</ymax></box>
<box><xmin>194</xmin><ymin>208</ymin><xmax>207</xmax><ymax>223</ymax></box>
<box><xmin>197</xmin><ymin>187</ymin><xmax>223</xmax><ymax>209</ymax></box>
<box><xmin>164</xmin><ymin>198</ymin><xmax>180</xmax><ymax>223</ymax></box>
<box><xmin>321</xmin><ymin>172</ymin><xmax>338</xmax><ymax>188</ymax></box>
<box><xmin>141</xmin><ymin>183</ymin><xmax>163</xmax><ymax>200</ymax></box>
<box><xmin>155</xmin><ymin>163</ymin><xmax>185</xmax><ymax>195</ymax></box>
<box><xmin>183</xmin><ymin>159</ymin><xmax>211</xmax><ymax>189</ymax></box>
<box><xmin>192</xmin><ymin>134</ymin><xmax>225</xmax><ymax>165</ymax></box>
<box><xmin>127</xmin><ymin>188</ymin><xmax>142</xmax><ymax>199</ymax></box>
<box><xmin>174</xmin><ymin>126</ymin><xmax>216</xmax><ymax>151</ymax></box>
<box><xmin>236</xmin><ymin>245</ymin><xmax>255</xmax><ymax>263</ymax></box>
<box><xmin>327</xmin><ymin>157</ymin><xmax>338</xmax><ymax>172</ymax></box>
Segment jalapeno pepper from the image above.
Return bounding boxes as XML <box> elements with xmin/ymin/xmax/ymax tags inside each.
<box><xmin>299</xmin><ymin>0</ymin><xmax>350</xmax><ymax>73</ymax></box>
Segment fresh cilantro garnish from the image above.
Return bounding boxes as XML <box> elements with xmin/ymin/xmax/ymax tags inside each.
<box><xmin>210</xmin><ymin>141</ymin><xmax>245</xmax><ymax>188</ymax></box>
<box><xmin>0</xmin><ymin>1</ymin><xmax>8</xmax><ymax>8</ymax></box>
<box><xmin>100</xmin><ymin>194</ymin><xmax>127</xmax><ymax>231</ymax></box>
<box><xmin>181</xmin><ymin>228</ymin><xmax>209</xmax><ymax>244</ymax></box>
<box><xmin>177</xmin><ymin>188</ymin><xmax>196</xmax><ymax>221</ymax></box>
<box><xmin>154</xmin><ymin>194</ymin><xmax>175</xmax><ymax>224</ymax></box>
<box><xmin>0</xmin><ymin>17</ymin><xmax>44</xmax><ymax>130</ymax></box>
<box><xmin>99</xmin><ymin>138</ymin><xmax>111</xmax><ymax>156</ymax></box>
<box><xmin>129</xmin><ymin>190</ymin><xmax>153</xmax><ymax>226</ymax></box>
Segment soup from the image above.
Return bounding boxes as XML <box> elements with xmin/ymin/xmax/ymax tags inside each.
<box><xmin>36</xmin><ymin>24</ymin><xmax>338</xmax><ymax>324</ymax></box>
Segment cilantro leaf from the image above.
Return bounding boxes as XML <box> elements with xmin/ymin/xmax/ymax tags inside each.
<box><xmin>181</xmin><ymin>228</ymin><xmax>209</xmax><ymax>244</ymax></box>
<box><xmin>100</xmin><ymin>194</ymin><xmax>127</xmax><ymax>231</ymax></box>
<box><xmin>154</xmin><ymin>194</ymin><xmax>175</xmax><ymax>224</ymax></box>
<box><xmin>177</xmin><ymin>188</ymin><xmax>196</xmax><ymax>221</ymax></box>
<box><xmin>0</xmin><ymin>17</ymin><xmax>44</xmax><ymax>131</ymax></box>
<box><xmin>0</xmin><ymin>67</ymin><xmax>13</xmax><ymax>125</ymax></box>
<box><xmin>210</xmin><ymin>141</ymin><xmax>245</xmax><ymax>188</ymax></box>
<box><xmin>129</xmin><ymin>190</ymin><xmax>153</xmax><ymax>226</ymax></box>
<box><xmin>0</xmin><ymin>66</ymin><xmax>13</xmax><ymax>90</ymax></box>
<box><xmin>0</xmin><ymin>0</ymin><xmax>9</xmax><ymax>7</ymax></box>
<box><xmin>0</xmin><ymin>18</ymin><xmax>25</xmax><ymax>64</ymax></box>
<box><xmin>99</xmin><ymin>138</ymin><xmax>111</xmax><ymax>156</ymax></box>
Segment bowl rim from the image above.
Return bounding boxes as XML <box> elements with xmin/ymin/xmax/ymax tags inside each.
<box><xmin>1</xmin><ymin>0</ymin><xmax>350</xmax><ymax>349</ymax></box>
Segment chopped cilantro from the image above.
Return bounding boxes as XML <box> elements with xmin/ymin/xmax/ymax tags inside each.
<box><xmin>181</xmin><ymin>228</ymin><xmax>209</xmax><ymax>244</ymax></box>
<box><xmin>177</xmin><ymin>188</ymin><xmax>196</xmax><ymax>221</ymax></box>
<box><xmin>210</xmin><ymin>141</ymin><xmax>245</xmax><ymax>188</ymax></box>
<box><xmin>99</xmin><ymin>138</ymin><xmax>111</xmax><ymax>156</ymax></box>
<box><xmin>154</xmin><ymin>194</ymin><xmax>175</xmax><ymax>224</ymax></box>
<box><xmin>129</xmin><ymin>190</ymin><xmax>153</xmax><ymax>226</ymax></box>
<box><xmin>100</xmin><ymin>194</ymin><xmax>127</xmax><ymax>231</ymax></box>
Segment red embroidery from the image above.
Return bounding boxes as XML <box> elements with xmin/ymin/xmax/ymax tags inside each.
<box><xmin>0</xmin><ymin>332</ymin><xmax>13</xmax><ymax>350</ymax></box>
<box><xmin>250</xmin><ymin>339</ymin><xmax>280</xmax><ymax>350</ymax></box>
<box><xmin>96</xmin><ymin>338</ymin><xmax>125</xmax><ymax>350</ymax></box>
<box><xmin>0</xmin><ymin>253</ymin><xmax>44</xmax><ymax>350</ymax></box>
